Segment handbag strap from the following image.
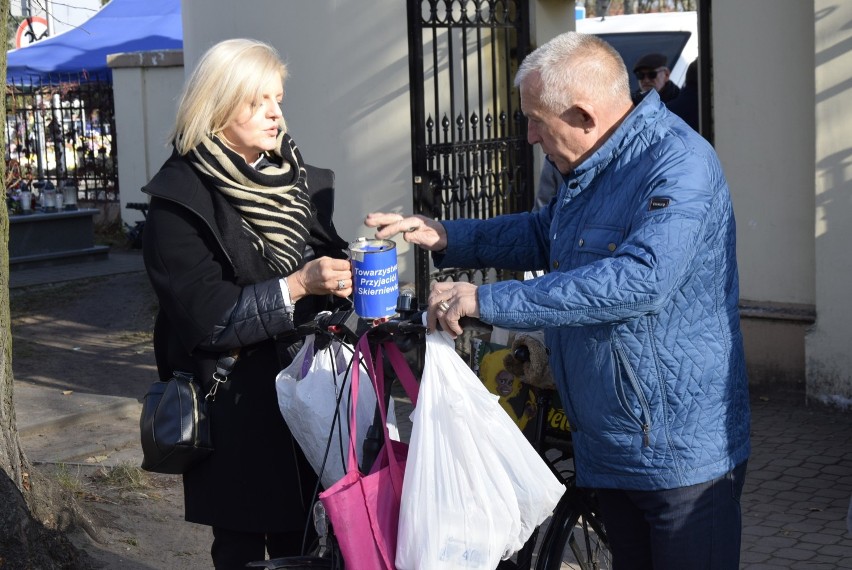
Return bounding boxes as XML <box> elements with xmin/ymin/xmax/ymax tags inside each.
<box><xmin>347</xmin><ymin>335</ymin><xmax>421</xmax><ymax>472</ymax></box>
<box><xmin>359</xmin><ymin>337</ymin><xmax>420</xmax><ymax>491</ymax></box>
<box><xmin>380</xmin><ymin>340</ymin><xmax>419</xmax><ymax>407</ymax></box>
<box><xmin>346</xmin><ymin>336</ymin><xmax>371</xmax><ymax>470</ymax></box>
<box><xmin>205</xmin><ymin>348</ymin><xmax>240</xmax><ymax>401</ymax></box>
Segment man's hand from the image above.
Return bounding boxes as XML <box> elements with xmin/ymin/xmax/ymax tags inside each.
<box><xmin>364</xmin><ymin>212</ymin><xmax>448</xmax><ymax>251</ymax></box>
<box><xmin>428</xmin><ymin>281</ymin><xmax>480</xmax><ymax>338</ymax></box>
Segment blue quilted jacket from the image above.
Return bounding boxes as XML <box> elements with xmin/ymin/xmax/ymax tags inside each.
<box><xmin>438</xmin><ymin>91</ymin><xmax>751</xmax><ymax>490</ymax></box>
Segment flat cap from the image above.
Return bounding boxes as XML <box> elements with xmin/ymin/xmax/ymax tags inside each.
<box><xmin>634</xmin><ymin>53</ymin><xmax>667</xmax><ymax>70</ymax></box>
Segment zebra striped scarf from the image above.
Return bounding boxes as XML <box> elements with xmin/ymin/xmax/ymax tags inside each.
<box><xmin>189</xmin><ymin>131</ymin><xmax>312</xmax><ymax>276</ymax></box>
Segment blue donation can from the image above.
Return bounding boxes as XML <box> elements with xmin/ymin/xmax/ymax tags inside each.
<box><xmin>349</xmin><ymin>238</ymin><xmax>399</xmax><ymax>319</ymax></box>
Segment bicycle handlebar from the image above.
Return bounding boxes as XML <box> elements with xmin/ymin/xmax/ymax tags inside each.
<box><xmin>280</xmin><ymin>295</ymin><xmax>492</xmax><ymax>351</ymax></box>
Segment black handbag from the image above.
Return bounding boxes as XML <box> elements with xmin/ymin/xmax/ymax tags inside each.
<box><xmin>139</xmin><ymin>350</ymin><xmax>238</xmax><ymax>474</ymax></box>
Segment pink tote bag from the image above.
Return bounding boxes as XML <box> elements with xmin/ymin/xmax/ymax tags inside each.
<box><xmin>319</xmin><ymin>335</ymin><xmax>418</xmax><ymax>570</ymax></box>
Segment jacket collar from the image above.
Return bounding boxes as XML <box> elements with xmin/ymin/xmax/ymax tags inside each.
<box><xmin>142</xmin><ymin>148</ymin><xmax>217</xmax><ymax>226</ymax></box>
<box><xmin>564</xmin><ymin>89</ymin><xmax>665</xmax><ymax>191</ymax></box>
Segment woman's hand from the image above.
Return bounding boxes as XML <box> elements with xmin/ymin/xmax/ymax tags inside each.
<box><xmin>364</xmin><ymin>212</ymin><xmax>448</xmax><ymax>251</ymax></box>
<box><xmin>286</xmin><ymin>257</ymin><xmax>352</xmax><ymax>302</ymax></box>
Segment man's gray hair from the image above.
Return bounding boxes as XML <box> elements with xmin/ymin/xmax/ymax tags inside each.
<box><xmin>514</xmin><ymin>32</ymin><xmax>630</xmax><ymax>114</ymax></box>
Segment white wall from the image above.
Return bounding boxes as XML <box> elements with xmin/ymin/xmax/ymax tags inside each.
<box><xmin>109</xmin><ymin>51</ymin><xmax>185</xmax><ymax>225</ymax></box>
<box><xmin>182</xmin><ymin>0</ymin><xmax>417</xmax><ymax>280</ymax></box>
<box><xmin>713</xmin><ymin>0</ymin><xmax>815</xmax><ymax>306</ymax></box>
<box><xmin>713</xmin><ymin>0</ymin><xmax>851</xmax><ymax>402</ymax></box>
<box><xmin>808</xmin><ymin>0</ymin><xmax>852</xmax><ymax>405</ymax></box>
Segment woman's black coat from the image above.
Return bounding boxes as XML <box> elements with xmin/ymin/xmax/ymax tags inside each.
<box><xmin>141</xmin><ymin>151</ymin><xmax>348</xmax><ymax>533</ymax></box>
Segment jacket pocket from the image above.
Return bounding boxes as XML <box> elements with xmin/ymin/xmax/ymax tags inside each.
<box><xmin>574</xmin><ymin>224</ymin><xmax>625</xmax><ymax>258</ymax></box>
<box><xmin>612</xmin><ymin>338</ymin><xmax>652</xmax><ymax>447</ymax></box>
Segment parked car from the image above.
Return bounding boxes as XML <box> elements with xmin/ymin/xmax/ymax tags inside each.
<box><xmin>576</xmin><ymin>11</ymin><xmax>698</xmax><ymax>93</ymax></box>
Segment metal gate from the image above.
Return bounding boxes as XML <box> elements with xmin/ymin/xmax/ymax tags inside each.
<box><xmin>5</xmin><ymin>72</ymin><xmax>118</xmax><ymax>210</ymax></box>
<box><xmin>406</xmin><ymin>0</ymin><xmax>534</xmax><ymax>300</ymax></box>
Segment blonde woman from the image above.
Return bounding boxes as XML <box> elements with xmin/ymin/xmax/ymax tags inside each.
<box><xmin>142</xmin><ymin>38</ymin><xmax>351</xmax><ymax>567</ymax></box>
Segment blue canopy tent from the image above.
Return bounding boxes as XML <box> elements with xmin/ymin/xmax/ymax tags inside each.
<box><xmin>7</xmin><ymin>0</ymin><xmax>182</xmax><ymax>85</ymax></box>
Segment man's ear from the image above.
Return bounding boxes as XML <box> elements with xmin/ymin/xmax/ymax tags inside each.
<box><xmin>570</xmin><ymin>103</ymin><xmax>597</xmax><ymax>134</ymax></box>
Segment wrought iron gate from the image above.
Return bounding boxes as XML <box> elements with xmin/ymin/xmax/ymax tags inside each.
<box><xmin>406</xmin><ymin>0</ymin><xmax>534</xmax><ymax>300</ymax></box>
<box><xmin>5</xmin><ymin>72</ymin><xmax>118</xmax><ymax>209</ymax></box>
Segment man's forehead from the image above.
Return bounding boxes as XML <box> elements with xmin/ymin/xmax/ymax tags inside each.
<box><xmin>520</xmin><ymin>76</ymin><xmax>548</xmax><ymax>109</ymax></box>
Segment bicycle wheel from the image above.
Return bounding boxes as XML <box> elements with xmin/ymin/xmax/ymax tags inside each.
<box><xmin>535</xmin><ymin>489</ymin><xmax>612</xmax><ymax>570</ymax></box>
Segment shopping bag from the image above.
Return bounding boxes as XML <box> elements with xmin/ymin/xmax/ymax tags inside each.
<box><xmin>396</xmin><ymin>329</ymin><xmax>565</xmax><ymax>570</ymax></box>
<box><xmin>276</xmin><ymin>335</ymin><xmax>393</xmax><ymax>490</ymax></box>
<box><xmin>319</xmin><ymin>335</ymin><xmax>419</xmax><ymax>570</ymax></box>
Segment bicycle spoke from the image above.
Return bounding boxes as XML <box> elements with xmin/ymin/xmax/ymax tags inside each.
<box><xmin>555</xmin><ymin>512</ymin><xmax>612</xmax><ymax>570</ymax></box>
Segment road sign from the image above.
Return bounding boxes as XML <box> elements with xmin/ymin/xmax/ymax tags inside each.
<box><xmin>15</xmin><ymin>16</ymin><xmax>49</xmax><ymax>49</ymax></box>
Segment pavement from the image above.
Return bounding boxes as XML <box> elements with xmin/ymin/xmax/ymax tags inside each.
<box><xmin>9</xmin><ymin>253</ymin><xmax>852</xmax><ymax>569</ymax></box>
<box><xmin>11</xmin><ymin>251</ymin><xmax>149</xmax><ymax>468</ymax></box>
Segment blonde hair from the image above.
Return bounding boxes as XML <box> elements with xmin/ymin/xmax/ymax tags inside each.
<box><xmin>514</xmin><ymin>32</ymin><xmax>630</xmax><ymax>115</ymax></box>
<box><xmin>170</xmin><ymin>38</ymin><xmax>288</xmax><ymax>155</ymax></box>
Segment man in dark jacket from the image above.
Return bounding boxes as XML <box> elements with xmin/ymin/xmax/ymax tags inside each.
<box><xmin>668</xmin><ymin>58</ymin><xmax>700</xmax><ymax>132</ymax></box>
<box><xmin>631</xmin><ymin>52</ymin><xmax>680</xmax><ymax>105</ymax></box>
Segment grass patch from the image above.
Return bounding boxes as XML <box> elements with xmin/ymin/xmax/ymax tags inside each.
<box><xmin>54</xmin><ymin>463</ymin><xmax>85</xmax><ymax>495</ymax></box>
<box><xmin>115</xmin><ymin>330</ymin><xmax>154</xmax><ymax>343</ymax></box>
<box><xmin>94</xmin><ymin>218</ymin><xmax>130</xmax><ymax>249</ymax></box>
<box><xmin>91</xmin><ymin>462</ymin><xmax>150</xmax><ymax>492</ymax></box>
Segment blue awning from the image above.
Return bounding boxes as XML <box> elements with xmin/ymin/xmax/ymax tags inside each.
<box><xmin>7</xmin><ymin>0</ymin><xmax>182</xmax><ymax>85</ymax></box>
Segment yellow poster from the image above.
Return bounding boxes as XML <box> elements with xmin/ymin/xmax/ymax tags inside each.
<box><xmin>471</xmin><ymin>339</ymin><xmax>571</xmax><ymax>439</ymax></box>
<box><xmin>472</xmin><ymin>340</ymin><xmax>537</xmax><ymax>432</ymax></box>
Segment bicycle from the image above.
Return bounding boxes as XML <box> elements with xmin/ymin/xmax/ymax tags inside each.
<box><xmin>124</xmin><ymin>201</ymin><xmax>148</xmax><ymax>249</ymax></box>
<box><xmin>249</xmin><ymin>295</ymin><xmax>611</xmax><ymax>570</ymax></box>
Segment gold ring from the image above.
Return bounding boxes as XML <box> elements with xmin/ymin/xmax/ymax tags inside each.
<box><xmin>438</xmin><ymin>300</ymin><xmax>450</xmax><ymax>312</ymax></box>
<box><xmin>337</xmin><ymin>279</ymin><xmax>346</xmax><ymax>291</ymax></box>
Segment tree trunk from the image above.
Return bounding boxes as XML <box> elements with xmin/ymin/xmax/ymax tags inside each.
<box><xmin>0</xmin><ymin>3</ymin><xmax>95</xmax><ymax>567</ymax></box>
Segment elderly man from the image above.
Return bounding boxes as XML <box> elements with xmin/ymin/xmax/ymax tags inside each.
<box><xmin>631</xmin><ymin>52</ymin><xmax>680</xmax><ymax>105</ymax></box>
<box><xmin>367</xmin><ymin>31</ymin><xmax>750</xmax><ymax>570</ymax></box>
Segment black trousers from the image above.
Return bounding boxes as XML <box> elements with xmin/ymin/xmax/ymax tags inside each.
<box><xmin>595</xmin><ymin>461</ymin><xmax>748</xmax><ymax>570</ymax></box>
<box><xmin>211</xmin><ymin>527</ymin><xmax>307</xmax><ymax>569</ymax></box>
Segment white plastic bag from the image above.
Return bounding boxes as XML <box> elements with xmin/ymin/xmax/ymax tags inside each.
<box><xmin>276</xmin><ymin>335</ymin><xmax>397</xmax><ymax>489</ymax></box>
<box><xmin>396</xmin><ymin>330</ymin><xmax>565</xmax><ymax>570</ymax></box>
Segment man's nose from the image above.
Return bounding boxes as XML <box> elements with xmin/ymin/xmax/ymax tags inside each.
<box><xmin>527</xmin><ymin>124</ymin><xmax>540</xmax><ymax>145</ymax></box>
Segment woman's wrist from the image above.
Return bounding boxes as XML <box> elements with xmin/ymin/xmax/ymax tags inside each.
<box><xmin>279</xmin><ymin>276</ymin><xmax>296</xmax><ymax>311</ymax></box>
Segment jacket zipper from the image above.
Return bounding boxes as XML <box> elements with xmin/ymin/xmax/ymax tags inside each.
<box><xmin>188</xmin><ymin>381</ymin><xmax>200</xmax><ymax>446</ymax></box>
<box><xmin>613</xmin><ymin>339</ymin><xmax>652</xmax><ymax>447</ymax></box>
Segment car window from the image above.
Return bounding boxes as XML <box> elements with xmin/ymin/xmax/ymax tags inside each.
<box><xmin>595</xmin><ymin>31</ymin><xmax>691</xmax><ymax>92</ymax></box>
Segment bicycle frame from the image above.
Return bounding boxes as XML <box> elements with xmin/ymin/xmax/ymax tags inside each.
<box><xmin>254</xmin><ymin>296</ymin><xmax>610</xmax><ymax>570</ymax></box>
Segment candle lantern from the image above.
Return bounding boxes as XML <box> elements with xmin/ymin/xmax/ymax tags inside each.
<box><xmin>61</xmin><ymin>181</ymin><xmax>79</xmax><ymax>210</ymax></box>
<box><xmin>42</xmin><ymin>182</ymin><xmax>57</xmax><ymax>213</ymax></box>
<box><xmin>20</xmin><ymin>191</ymin><xmax>33</xmax><ymax>213</ymax></box>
